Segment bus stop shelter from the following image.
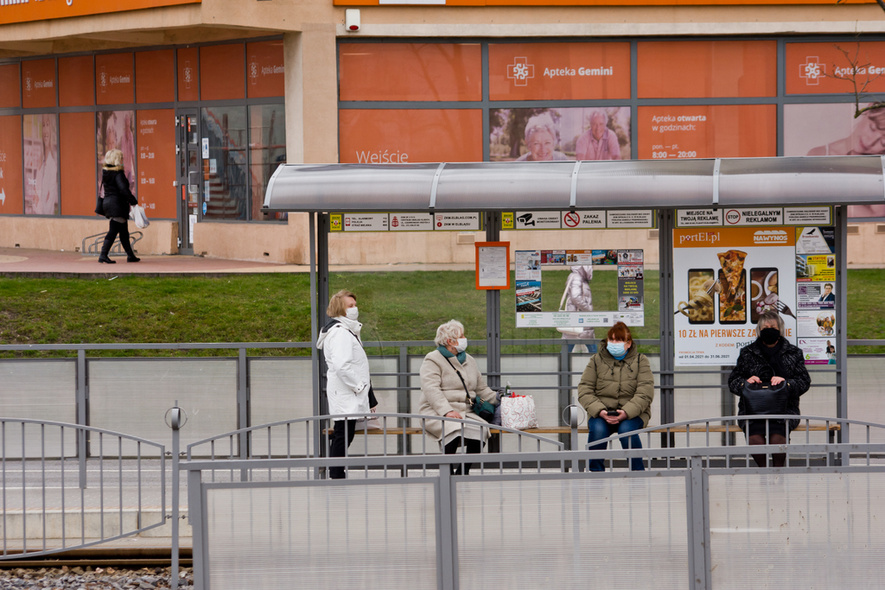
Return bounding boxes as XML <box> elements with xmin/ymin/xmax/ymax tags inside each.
<box><xmin>262</xmin><ymin>156</ymin><xmax>885</xmax><ymax>442</ymax></box>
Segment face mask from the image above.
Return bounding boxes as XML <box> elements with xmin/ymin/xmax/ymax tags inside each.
<box><xmin>455</xmin><ymin>338</ymin><xmax>468</xmax><ymax>353</ymax></box>
<box><xmin>345</xmin><ymin>307</ymin><xmax>359</xmax><ymax>321</ymax></box>
<box><xmin>607</xmin><ymin>341</ymin><xmax>626</xmax><ymax>357</ymax></box>
<box><xmin>759</xmin><ymin>327</ymin><xmax>780</xmax><ymax>345</ymax></box>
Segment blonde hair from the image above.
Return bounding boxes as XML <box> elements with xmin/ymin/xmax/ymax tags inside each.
<box><xmin>103</xmin><ymin>149</ymin><xmax>124</xmax><ymax>170</ymax></box>
<box><xmin>327</xmin><ymin>290</ymin><xmax>356</xmax><ymax>318</ymax></box>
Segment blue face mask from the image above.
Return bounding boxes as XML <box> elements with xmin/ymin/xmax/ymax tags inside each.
<box><xmin>607</xmin><ymin>341</ymin><xmax>627</xmax><ymax>358</ymax></box>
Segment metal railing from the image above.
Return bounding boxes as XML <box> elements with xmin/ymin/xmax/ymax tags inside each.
<box><xmin>0</xmin><ymin>418</ymin><xmax>166</xmax><ymax>559</ymax></box>
<box><xmin>177</xmin><ymin>413</ymin><xmax>885</xmax><ymax>590</ymax></box>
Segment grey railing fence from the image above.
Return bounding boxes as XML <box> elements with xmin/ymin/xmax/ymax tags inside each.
<box><xmin>178</xmin><ymin>413</ymin><xmax>885</xmax><ymax>590</ymax></box>
<box><xmin>0</xmin><ymin>418</ymin><xmax>166</xmax><ymax>558</ymax></box>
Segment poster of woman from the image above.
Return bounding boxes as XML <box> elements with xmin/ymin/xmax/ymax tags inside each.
<box><xmin>23</xmin><ymin>113</ymin><xmax>59</xmax><ymax>215</ymax></box>
<box><xmin>96</xmin><ymin>110</ymin><xmax>136</xmax><ymax>198</ymax></box>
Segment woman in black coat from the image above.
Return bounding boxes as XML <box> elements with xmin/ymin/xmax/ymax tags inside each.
<box><xmin>96</xmin><ymin>149</ymin><xmax>139</xmax><ymax>263</ymax></box>
<box><xmin>728</xmin><ymin>310</ymin><xmax>811</xmax><ymax>466</ymax></box>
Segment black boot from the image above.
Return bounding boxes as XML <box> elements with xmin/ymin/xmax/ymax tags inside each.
<box><xmin>98</xmin><ymin>237</ymin><xmax>115</xmax><ymax>264</ymax></box>
<box><xmin>127</xmin><ymin>255</ymin><xmax>141</xmax><ymax>263</ymax></box>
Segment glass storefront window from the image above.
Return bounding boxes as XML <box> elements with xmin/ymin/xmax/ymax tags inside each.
<box><xmin>249</xmin><ymin>104</ymin><xmax>287</xmax><ymax>221</ymax></box>
<box><xmin>201</xmin><ymin>106</ymin><xmax>248</xmax><ymax>220</ymax></box>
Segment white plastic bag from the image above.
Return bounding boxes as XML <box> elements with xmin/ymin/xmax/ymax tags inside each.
<box><xmin>132</xmin><ymin>205</ymin><xmax>150</xmax><ymax>229</ymax></box>
<box><xmin>500</xmin><ymin>395</ymin><xmax>539</xmax><ymax>430</ymax></box>
<box><xmin>354</xmin><ymin>416</ymin><xmax>383</xmax><ymax>431</ymax></box>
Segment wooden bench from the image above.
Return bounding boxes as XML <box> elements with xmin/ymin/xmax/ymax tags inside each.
<box><xmin>329</xmin><ymin>422</ymin><xmax>842</xmax><ymax>445</ymax></box>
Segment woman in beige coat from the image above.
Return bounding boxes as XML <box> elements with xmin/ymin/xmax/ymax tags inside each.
<box><xmin>419</xmin><ymin>319</ymin><xmax>498</xmax><ymax>475</ymax></box>
<box><xmin>578</xmin><ymin>321</ymin><xmax>654</xmax><ymax>471</ymax></box>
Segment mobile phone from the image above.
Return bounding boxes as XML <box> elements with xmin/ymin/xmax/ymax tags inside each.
<box><xmin>606</xmin><ymin>410</ymin><xmax>620</xmax><ymax>416</ymax></box>
<box><xmin>686</xmin><ymin>269</ymin><xmax>715</xmax><ymax>324</ymax></box>
<box><xmin>750</xmin><ymin>268</ymin><xmax>778</xmax><ymax>324</ymax></box>
<box><xmin>718</xmin><ymin>269</ymin><xmax>747</xmax><ymax>324</ymax></box>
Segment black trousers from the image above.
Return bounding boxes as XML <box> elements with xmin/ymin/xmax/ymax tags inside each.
<box><xmin>444</xmin><ymin>437</ymin><xmax>482</xmax><ymax>475</ymax></box>
<box><xmin>101</xmin><ymin>219</ymin><xmax>136</xmax><ymax>258</ymax></box>
<box><xmin>329</xmin><ymin>419</ymin><xmax>357</xmax><ymax>479</ymax></box>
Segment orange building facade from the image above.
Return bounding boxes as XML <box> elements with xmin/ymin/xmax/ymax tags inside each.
<box><xmin>0</xmin><ymin>1</ymin><xmax>884</xmax><ymax>264</ymax></box>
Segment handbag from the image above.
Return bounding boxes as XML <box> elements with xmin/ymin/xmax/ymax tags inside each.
<box><xmin>444</xmin><ymin>357</ymin><xmax>496</xmax><ymax>423</ymax></box>
<box><xmin>741</xmin><ymin>381</ymin><xmax>789</xmax><ymax>416</ymax></box>
<box><xmin>132</xmin><ymin>205</ymin><xmax>150</xmax><ymax>229</ymax></box>
<box><xmin>500</xmin><ymin>394</ymin><xmax>539</xmax><ymax>430</ymax></box>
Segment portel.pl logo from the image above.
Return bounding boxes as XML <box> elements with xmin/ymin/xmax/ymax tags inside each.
<box><xmin>800</xmin><ymin>56</ymin><xmax>825</xmax><ymax>86</ymax></box>
<box><xmin>507</xmin><ymin>57</ymin><xmax>535</xmax><ymax>87</ymax></box>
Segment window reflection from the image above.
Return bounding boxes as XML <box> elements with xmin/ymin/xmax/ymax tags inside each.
<box><xmin>201</xmin><ymin>106</ymin><xmax>248</xmax><ymax>220</ymax></box>
<box><xmin>249</xmin><ymin>104</ymin><xmax>287</xmax><ymax>221</ymax></box>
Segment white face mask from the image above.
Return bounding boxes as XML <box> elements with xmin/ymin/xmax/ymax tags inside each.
<box><xmin>345</xmin><ymin>307</ymin><xmax>359</xmax><ymax>321</ymax></box>
<box><xmin>455</xmin><ymin>338</ymin><xmax>468</xmax><ymax>353</ymax></box>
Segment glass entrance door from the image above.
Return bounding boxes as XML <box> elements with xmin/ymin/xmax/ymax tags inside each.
<box><xmin>176</xmin><ymin>109</ymin><xmax>200</xmax><ymax>255</ymax></box>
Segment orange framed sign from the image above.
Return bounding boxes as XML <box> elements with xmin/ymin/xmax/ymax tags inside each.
<box><xmin>475</xmin><ymin>241</ymin><xmax>511</xmax><ymax>290</ymax></box>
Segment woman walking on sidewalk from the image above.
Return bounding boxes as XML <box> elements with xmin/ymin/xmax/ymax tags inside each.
<box><xmin>96</xmin><ymin>149</ymin><xmax>139</xmax><ymax>264</ymax></box>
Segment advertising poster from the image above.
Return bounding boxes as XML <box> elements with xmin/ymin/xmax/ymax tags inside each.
<box><xmin>136</xmin><ymin>109</ymin><xmax>176</xmax><ymax>219</ymax></box>
<box><xmin>784</xmin><ymin>102</ymin><xmax>885</xmax><ymax>219</ymax></box>
<box><xmin>673</xmin><ymin>227</ymin><xmax>798</xmax><ymax>366</ymax></box>
<box><xmin>490</xmin><ymin>106</ymin><xmax>631</xmax><ymax>162</ymax></box>
<box><xmin>637</xmin><ymin>104</ymin><xmax>777</xmax><ymax>160</ymax></box>
<box><xmin>799</xmin><ymin>337</ymin><xmax>837</xmax><ymax>365</ymax></box>
<box><xmin>23</xmin><ymin>113</ymin><xmax>58</xmax><ymax>215</ymax></box>
<box><xmin>515</xmin><ymin>248</ymin><xmax>644</xmax><ymax>328</ymax></box>
<box><xmin>96</xmin><ymin>110</ymin><xmax>136</xmax><ymax>198</ymax></box>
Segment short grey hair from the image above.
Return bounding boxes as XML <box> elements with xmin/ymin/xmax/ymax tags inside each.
<box><xmin>523</xmin><ymin>113</ymin><xmax>558</xmax><ymax>144</ymax></box>
<box><xmin>756</xmin><ymin>311</ymin><xmax>784</xmax><ymax>336</ymax></box>
<box><xmin>434</xmin><ymin>319</ymin><xmax>465</xmax><ymax>347</ymax></box>
<box><xmin>590</xmin><ymin>109</ymin><xmax>608</xmax><ymax>124</ymax></box>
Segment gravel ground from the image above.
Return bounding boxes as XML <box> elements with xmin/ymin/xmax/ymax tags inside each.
<box><xmin>0</xmin><ymin>566</ymin><xmax>194</xmax><ymax>589</ymax></box>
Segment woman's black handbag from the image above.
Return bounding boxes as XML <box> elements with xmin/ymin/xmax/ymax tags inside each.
<box><xmin>741</xmin><ymin>381</ymin><xmax>789</xmax><ymax>415</ymax></box>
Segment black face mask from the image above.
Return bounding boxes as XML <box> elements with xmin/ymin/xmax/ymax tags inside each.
<box><xmin>759</xmin><ymin>327</ymin><xmax>780</xmax><ymax>345</ymax></box>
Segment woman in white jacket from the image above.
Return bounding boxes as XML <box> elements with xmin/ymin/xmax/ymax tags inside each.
<box><xmin>316</xmin><ymin>290</ymin><xmax>376</xmax><ymax>479</ymax></box>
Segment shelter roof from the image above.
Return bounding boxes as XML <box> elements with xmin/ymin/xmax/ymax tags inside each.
<box><xmin>263</xmin><ymin>156</ymin><xmax>885</xmax><ymax>213</ymax></box>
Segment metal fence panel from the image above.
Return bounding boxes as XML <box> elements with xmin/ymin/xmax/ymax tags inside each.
<box><xmin>0</xmin><ymin>361</ymin><xmax>76</xmax><ymax>457</ymax></box>
<box><xmin>203</xmin><ymin>480</ymin><xmax>439</xmax><ymax>590</ymax></box>
<box><xmin>707</xmin><ymin>470</ymin><xmax>885</xmax><ymax>589</ymax></box>
<box><xmin>456</xmin><ymin>475</ymin><xmax>689</xmax><ymax>589</ymax></box>
<box><xmin>89</xmin><ymin>359</ymin><xmax>238</xmax><ymax>450</ymax></box>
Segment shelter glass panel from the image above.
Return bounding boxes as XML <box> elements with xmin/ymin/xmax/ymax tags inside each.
<box><xmin>708</xmin><ymin>471</ymin><xmax>885</xmax><ymax>588</ymax></box>
<box><xmin>457</xmin><ymin>477</ymin><xmax>689</xmax><ymax>588</ymax></box>
<box><xmin>88</xmin><ymin>359</ymin><xmax>238</xmax><ymax>451</ymax></box>
<box><xmin>205</xmin><ymin>482</ymin><xmax>439</xmax><ymax>590</ymax></box>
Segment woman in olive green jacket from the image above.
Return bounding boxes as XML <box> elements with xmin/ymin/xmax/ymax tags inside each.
<box><xmin>578</xmin><ymin>322</ymin><xmax>655</xmax><ymax>471</ymax></box>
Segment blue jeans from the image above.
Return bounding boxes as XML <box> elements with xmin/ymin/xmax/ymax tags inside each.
<box><xmin>587</xmin><ymin>416</ymin><xmax>645</xmax><ymax>472</ymax></box>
